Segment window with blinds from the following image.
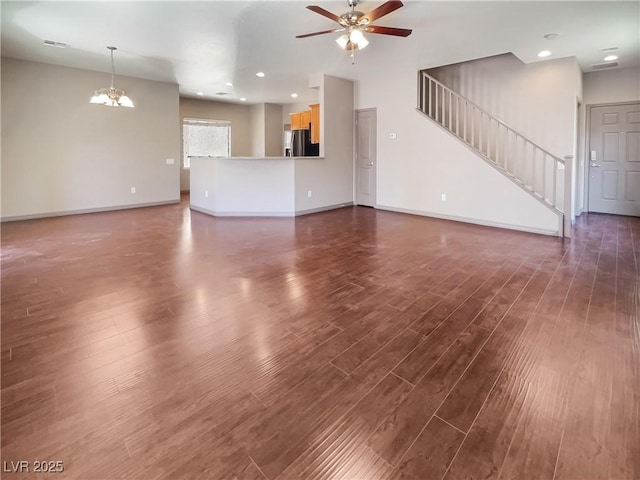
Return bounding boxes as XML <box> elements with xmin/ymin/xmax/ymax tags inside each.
<box><xmin>182</xmin><ymin>119</ymin><xmax>231</xmax><ymax>169</ymax></box>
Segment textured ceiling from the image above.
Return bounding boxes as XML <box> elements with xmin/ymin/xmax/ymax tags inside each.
<box><xmin>2</xmin><ymin>1</ymin><xmax>638</xmax><ymax>105</ymax></box>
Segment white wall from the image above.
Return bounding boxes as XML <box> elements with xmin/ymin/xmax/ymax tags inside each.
<box><xmin>264</xmin><ymin>103</ymin><xmax>284</xmax><ymax>157</ymax></box>
<box><xmin>584</xmin><ymin>67</ymin><xmax>640</xmax><ymax>105</ymax></box>
<box><xmin>250</xmin><ymin>103</ymin><xmax>285</xmax><ymax>157</ymax></box>
<box><xmin>249</xmin><ymin>104</ymin><xmax>266</xmax><ymax>157</ymax></box>
<box><xmin>356</xmin><ymin>65</ymin><xmax>562</xmax><ymax>235</ymax></box>
<box><xmin>179</xmin><ymin>98</ymin><xmax>252</xmax><ymax>191</ymax></box>
<box><xmin>190</xmin><ymin>157</ymin><xmax>295</xmax><ymax>215</ymax></box>
<box><xmin>295</xmin><ymin>75</ymin><xmax>354</xmax><ymax>212</ymax></box>
<box><xmin>2</xmin><ymin>58</ymin><xmax>180</xmax><ymax>220</ymax></box>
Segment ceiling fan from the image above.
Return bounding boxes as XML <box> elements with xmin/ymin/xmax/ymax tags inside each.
<box><xmin>296</xmin><ymin>0</ymin><xmax>412</xmax><ymax>61</ymax></box>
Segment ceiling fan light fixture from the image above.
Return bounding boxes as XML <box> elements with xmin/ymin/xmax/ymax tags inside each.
<box><xmin>349</xmin><ymin>28</ymin><xmax>369</xmax><ymax>49</ymax></box>
<box><xmin>89</xmin><ymin>46</ymin><xmax>134</xmax><ymax>108</ymax></box>
<box><xmin>300</xmin><ymin>1</ymin><xmax>410</xmax><ymax>58</ymax></box>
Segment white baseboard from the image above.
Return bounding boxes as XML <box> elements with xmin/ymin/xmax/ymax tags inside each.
<box><xmin>190</xmin><ymin>205</ymin><xmax>295</xmax><ymax>217</ymax></box>
<box><xmin>375</xmin><ymin>204</ymin><xmax>560</xmax><ymax>237</ymax></box>
<box><xmin>190</xmin><ymin>202</ymin><xmax>354</xmax><ymax>218</ymax></box>
<box><xmin>295</xmin><ymin>202</ymin><xmax>354</xmax><ymax>216</ymax></box>
<box><xmin>1</xmin><ymin>200</ymin><xmax>180</xmax><ymax>223</ymax></box>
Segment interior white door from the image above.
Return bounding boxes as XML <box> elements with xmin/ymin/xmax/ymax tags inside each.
<box><xmin>588</xmin><ymin>103</ymin><xmax>640</xmax><ymax>216</ymax></box>
<box><xmin>355</xmin><ymin>109</ymin><xmax>377</xmax><ymax>206</ymax></box>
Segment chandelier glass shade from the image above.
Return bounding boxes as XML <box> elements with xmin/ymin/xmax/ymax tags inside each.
<box><xmin>89</xmin><ymin>46</ymin><xmax>134</xmax><ymax>108</ymax></box>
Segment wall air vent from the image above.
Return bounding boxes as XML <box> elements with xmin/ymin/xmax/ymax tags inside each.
<box><xmin>43</xmin><ymin>40</ymin><xmax>69</xmax><ymax>48</ymax></box>
<box><xmin>600</xmin><ymin>47</ymin><xmax>619</xmax><ymax>52</ymax></box>
<box><xmin>592</xmin><ymin>62</ymin><xmax>619</xmax><ymax>70</ymax></box>
<box><xmin>216</xmin><ymin>92</ymin><xmax>229</xmax><ymax>96</ymax></box>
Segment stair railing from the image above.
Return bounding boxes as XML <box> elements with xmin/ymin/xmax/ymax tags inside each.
<box><xmin>417</xmin><ymin>70</ymin><xmax>568</xmax><ymax>216</ymax></box>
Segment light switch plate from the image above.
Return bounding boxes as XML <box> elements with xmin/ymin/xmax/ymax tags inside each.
<box><xmin>166</xmin><ymin>158</ymin><xmax>175</xmax><ymax>165</ymax></box>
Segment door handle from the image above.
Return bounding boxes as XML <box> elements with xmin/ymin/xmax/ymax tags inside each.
<box><xmin>368</xmin><ymin>162</ymin><xmax>374</xmax><ymax>166</ymax></box>
<box><xmin>591</xmin><ymin>163</ymin><xmax>601</xmax><ymax>167</ymax></box>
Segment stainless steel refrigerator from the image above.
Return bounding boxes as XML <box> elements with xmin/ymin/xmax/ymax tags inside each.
<box><xmin>291</xmin><ymin>128</ymin><xmax>319</xmax><ymax>157</ymax></box>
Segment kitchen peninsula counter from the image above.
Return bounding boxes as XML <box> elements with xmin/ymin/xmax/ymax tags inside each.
<box><xmin>189</xmin><ymin>155</ymin><xmax>351</xmax><ymax>218</ymax></box>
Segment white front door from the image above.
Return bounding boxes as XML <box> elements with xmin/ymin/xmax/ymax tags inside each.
<box><xmin>355</xmin><ymin>109</ymin><xmax>377</xmax><ymax>206</ymax></box>
<box><xmin>588</xmin><ymin>103</ymin><xmax>640</xmax><ymax>216</ymax></box>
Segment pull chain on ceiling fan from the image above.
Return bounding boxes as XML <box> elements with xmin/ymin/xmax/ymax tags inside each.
<box><xmin>296</xmin><ymin>0</ymin><xmax>412</xmax><ymax>63</ymax></box>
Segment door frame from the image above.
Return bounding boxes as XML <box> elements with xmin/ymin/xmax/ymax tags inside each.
<box><xmin>585</xmin><ymin>101</ymin><xmax>640</xmax><ymax>213</ymax></box>
<box><xmin>354</xmin><ymin>108</ymin><xmax>377</xmax><ymax>207</ymax></box>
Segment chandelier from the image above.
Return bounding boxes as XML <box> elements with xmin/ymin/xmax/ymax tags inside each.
<box><xmin>89</xmin><ymin>46</ymin><xmax>134</xmax><ymax>108</ymax></box>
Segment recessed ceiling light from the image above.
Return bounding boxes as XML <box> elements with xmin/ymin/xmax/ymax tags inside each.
<box><xmin>543</xmin><ymin>33</ymin><xmax>559</xmax><ymax>40</ymax></box>
<box><xmin>240</xmin><ymin>97</ymin><xmax>247</xmax><ymax>102</ymax></box>
<box><xmin>225</xmin><ymin>82</ymin><xmax>233</xmax><ymax>87</ymax></box>
<box><xmin>604</xmin><ymin>55</ymin><xmax>618</xmax><ymax>62</ymax></box>
<box><xmin>256</xmin><ymin>72</ymin><xmax>265</xmax><ymax>78</ymax></box>
<box><xmin>291</xmin><ymin>93</ymin><xmax>298</xmax><ymax>98</ymax></box>
<box><xmin>538</xmin><ymin>50</ymin><xmax>552</xmax><ymax>58</ymax></box>
<box><xmin>196</xmin><ymin>92</ymin><xmax>204</xmax><ymax>96</ymax></box>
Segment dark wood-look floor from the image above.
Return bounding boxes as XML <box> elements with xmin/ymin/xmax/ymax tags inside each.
<box><xmin>1</xmin><ymin>196</ymin><xmax>638</xmax><ymax>479</ymax></box>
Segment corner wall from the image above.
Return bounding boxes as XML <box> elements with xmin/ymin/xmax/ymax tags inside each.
<box><xmin>2</xmin><ymin>58</ymin><xmax>180</xmax><ymax>221</ymax></box>
<box><xmin>264</xmin><ymin>103</ymin><xmax>284</xmax><ymax>157</ymax></box>
<box><xmin>295</xmin><ymin>75</ymin><xmax>354</xmax><ymax>213</ymax></box>
<box><xmin>355</xmin><ymin>65</ymin><xmax>562</xmax><ymax>235</ymax></box>
<box><xmin>249</xmin><ymin>104</ymin><xmax>266</xmax><ymax>157</ymax></box>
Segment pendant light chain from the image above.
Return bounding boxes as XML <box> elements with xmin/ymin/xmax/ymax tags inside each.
<box><xmin>110</xmin><ymin>47</ymin><xmax>116</xmax><ymax>90</ymax></box>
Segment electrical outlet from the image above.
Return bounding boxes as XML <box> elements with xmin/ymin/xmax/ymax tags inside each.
<box><xmin>441</xmin><ymin>193</ymin><xmax>447</xmax><ymax>202</ymax></box>
<box><xmin>308</xmin><ymin>190</ymin><xmax>312</xmax><ymax>198</ymax></box>
<box><xmin>131</xmin><ymin>187</ymin><xmax>136</xmax><ymax>194</ymax></box>
<box><xmin>166</xmin><ymin>158</ymin><xmax>175</xmax><ymax>165</ymax></box>
<box><xmin>205</xmin><ymin>190</ymin><xmax>209</xmax><ymax>198</ymax></box>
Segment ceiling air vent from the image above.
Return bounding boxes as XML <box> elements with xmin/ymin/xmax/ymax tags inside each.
<box><xmin>592</xmin><ymin>62</ymin><xmax>619</xmax><ymax>70</ymax></box>
<box><xmin>216</xmin><ymin>92</ymin><xmax>230</xmax><ymax>96</ymax></box>
<box><xmin>43</xmin><ymin>40</ymin><xmax>69</xmax><ymax>48</ymax></box>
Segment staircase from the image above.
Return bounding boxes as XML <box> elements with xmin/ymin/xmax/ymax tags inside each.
<box><xmin>417</xmin><ymin>70</ymin><xmax>573</xmax><ymax>237</ymax></box>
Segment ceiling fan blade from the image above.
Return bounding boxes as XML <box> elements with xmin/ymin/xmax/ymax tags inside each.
<box><xmin>364</xmin><ymin>25</ymin><xmax>412</xmax><ymax>37</ymax></box>
<box><xmin>306</xmin><ymin>5</ymin><xmax>343</xmax><ymax>24</ymax></box>
<box><xmin>362</xmin><ymin>0</ymin><xmax>404</xmax><ymax>24</ymax></box>
<box><xmin>296</xmin><ymin>28</ymin><xmax>344</xmax><ymax>38</ymax></box>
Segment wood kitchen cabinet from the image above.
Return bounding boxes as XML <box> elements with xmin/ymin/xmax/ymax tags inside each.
<box><xmin>290</xmin><ymin>104</ymin><xmax>320</xmax><ymax>144</ymax></box>
<box><xmin>290</xmin><ymin>112</ymin><xmax>302</xmax><ymax>130</ymax></box>
<box><xmin>310</xmin><ymin>104</ymin><xmax>320</xmax><ymax>144</ymax></box>
<box><xmin>300</xmin><ymin>110</ymin><xmax>311</xmax><ymax>128</ymax></box>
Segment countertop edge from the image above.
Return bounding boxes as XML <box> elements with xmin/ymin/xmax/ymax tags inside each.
<box><xmin>190</xmin><ymin>156</ymin><xmax>324</xmax><ymax>160</ymax></box>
